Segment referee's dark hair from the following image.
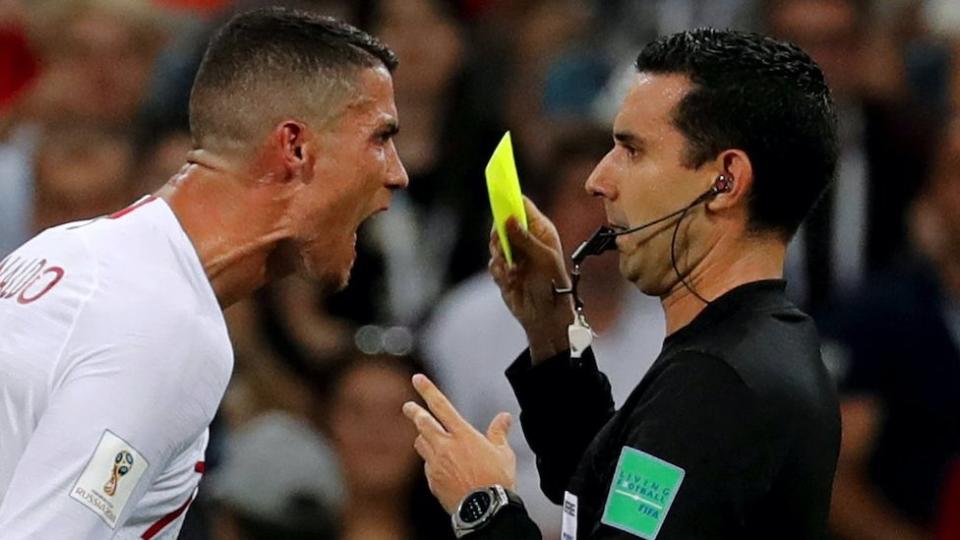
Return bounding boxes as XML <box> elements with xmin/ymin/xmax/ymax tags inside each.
<box><xmin>636</xmin><ymin>28</ymin><xmax>838</xmax><ymax>240</ymax></box>
<box><xmin>189</xmin><ymin>6</ymin><xmax>398</xmax><ymax>154</ymax></box>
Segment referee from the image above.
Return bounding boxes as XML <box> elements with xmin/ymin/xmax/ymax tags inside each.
<box><xmin>404</xmin><ymin>29</ymin><xmax>841</xmax><ymax>539</ymax></box>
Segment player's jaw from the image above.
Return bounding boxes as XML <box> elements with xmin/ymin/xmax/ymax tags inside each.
<box><xmin>300</xmin><ymin>196</ymin><xmax>393</xmax><ymax>290</ymax></box>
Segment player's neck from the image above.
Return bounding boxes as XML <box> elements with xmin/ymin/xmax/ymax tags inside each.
<box><xmin>157</xmin><ymin>155</ymin><xmax>290</xmax><ymax>308</ymax></box>
<box><xmin>660</xmin><ymin>235</ymin><xmax>785</xmax><ymax>335</ymax></box>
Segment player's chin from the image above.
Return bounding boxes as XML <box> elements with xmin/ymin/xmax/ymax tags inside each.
<box><xmin>312</xmin><ymin>259</ymin><xmax>354</xmax><ymax>294</ymax></box>
<box><xmin>298</xmin><ymin>246</ymin><xmax>355</xmax><ymax>293</ymax></box>
<box><xmin>333</xmin><ymin>264</ymin><xmax>353</xmax><ymax>292</ymax></box>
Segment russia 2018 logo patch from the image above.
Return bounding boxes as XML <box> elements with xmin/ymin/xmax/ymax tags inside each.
<box><xmin>70</xmin><ymin>430</ymin><xmax>149</xmax><ymax>528</ymax></box>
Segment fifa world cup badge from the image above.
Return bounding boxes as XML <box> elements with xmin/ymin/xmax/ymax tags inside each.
<box><xmin>70</xmin><ymin>430</ymin><xmax>149</xmax><ymax>528</ymax></box>
<box><xmin>103</xmin><ymin>450</ymin><xmax>135</xmax><ymax>496</ymax></box>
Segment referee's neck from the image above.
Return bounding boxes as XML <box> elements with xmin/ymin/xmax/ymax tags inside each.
<box><xmin>661</xmin><ymin>238</ymin><xmax>786</xmax><ymax>335</ymax></box>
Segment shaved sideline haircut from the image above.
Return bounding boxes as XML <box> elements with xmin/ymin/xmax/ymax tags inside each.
<box><xmin>189</xmin><ymin>7</ymin><xmax>398</xmax><ymax>152</ymax></box>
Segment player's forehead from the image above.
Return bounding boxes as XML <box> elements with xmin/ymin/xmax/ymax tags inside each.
<box><xmin>612</xmin><ymin>72</ymin><xmax>691</xmax><ymax>139</ymax></box>
<box><xmin>338</xmin><ymin>65</ymin><xmax>398</xmax><ymax>130</ymax></box>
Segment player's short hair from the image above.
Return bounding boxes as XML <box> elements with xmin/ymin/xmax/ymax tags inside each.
<box><xmin>636</xmin><ymin>28</ymin><xmax>838</xmax><ymax>240</ymax></box>
<box><xmin>189</xmin><ymin>7</ymin><xmax>398</xmax><ymax>152</ymax></box>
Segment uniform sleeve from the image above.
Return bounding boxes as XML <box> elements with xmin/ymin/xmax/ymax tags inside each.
<box><xmin>602</xmin><ymin>351</ymin><xmax>785</xmax><ymax>539</ymax></box>
<box><xmin>468</xmin><ymin>503</ymin><xmax>543</xmax><ymax>539</ymax></box>
<box><xmin>0</xmin><ymin>308</ymin><xmax>223</xmax><ymax>539</ymax></box>
<box><xmin>505</xmin><ymin>347</ymin><xmax>615</xmax><ymax>504</ymax></box>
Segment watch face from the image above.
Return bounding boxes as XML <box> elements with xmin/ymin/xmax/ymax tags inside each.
<box><xmin>459</xmin><ymin>491</ymin><xmax>492</xmax><ymax>523</ymax></box>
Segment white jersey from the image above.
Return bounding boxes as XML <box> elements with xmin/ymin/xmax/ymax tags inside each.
<box><xmin>0</xmin><ymin>196</ymin><xmax>233</xmax><ymax>539</ymax></box>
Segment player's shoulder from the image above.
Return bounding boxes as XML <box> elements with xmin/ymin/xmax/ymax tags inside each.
<box><xmin>66</xmin><ymin>197</ymin><xmax>214</xmax><ymax>311</ymax></box>
<box><xmin>58</xmin><ymin>197</ymin><xmax>227</xmax><ymax>355</ymax></box>
<box><xmin>0</xmin><ymin>221</ymin><xmax>101</xmax><ymax>308</ymax></box>
<box><xmin>66</xmin><ymin>196</ymin><xmax>168</xmax><ymax>256</ymax></box>
<box><xmin>6</xmin><ymin>197</ymin><xmax>167</xmax><ymax>283</ymax></box>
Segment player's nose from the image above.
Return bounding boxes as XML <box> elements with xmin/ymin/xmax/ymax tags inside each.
<box><xmin>387</xmin><ymin>149</ymin><xmax>409</xmax><ymax>190</ymax></box>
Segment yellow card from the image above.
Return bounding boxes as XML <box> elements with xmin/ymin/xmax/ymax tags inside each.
<box><xmin>485</xmin><ymin>131</ymin><xmax>528</xmax><ymax>266</ymax></box>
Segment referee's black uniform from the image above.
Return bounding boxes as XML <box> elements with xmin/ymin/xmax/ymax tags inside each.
<box><xmin>479</xmin><ymin>280</ymin><xmax>840</xmax><ymax>539</ymax></box>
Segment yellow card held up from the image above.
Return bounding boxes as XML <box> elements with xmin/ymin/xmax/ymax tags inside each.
<box><xmin>485</xmin><ymin>131</ymin><xmax>528</xmax><ymax>266</ymax></box>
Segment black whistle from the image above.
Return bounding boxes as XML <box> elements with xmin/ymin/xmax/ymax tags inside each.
<box><xmin>571</xmin><ymin>226</ymin><xmax>617</xmax><ymax>264</ymax></box>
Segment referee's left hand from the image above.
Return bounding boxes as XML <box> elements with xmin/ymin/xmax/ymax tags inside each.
<box><xmin>402</xmin><ymin>373</ymin><xmax>517</xmax><ymax>513</ymax></box>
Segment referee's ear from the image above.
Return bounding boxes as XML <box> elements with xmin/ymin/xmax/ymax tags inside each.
<box><xmin>705</xmin><ymin>149</ymin><xmax>753</xmax><ymax>213</ymax></box>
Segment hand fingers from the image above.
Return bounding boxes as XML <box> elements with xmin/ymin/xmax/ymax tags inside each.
<box><xmin>411</xmin><ymin>374</ymin><xmax>468</xmax><ymax>433</ymax></box>
<box><xmin>402</xmin><ymin>400</ymin><xmax>448</xmax><ymax>445</ymax></box>
<box><xmin>504</xmin><ymin>215</ymin><xmax>552</xmax><ymax>259</ymax></box>
<box><xmin>413</xmin><ymin>434</ymin><xmax>435</xmax><ymax>461</ymax></box>
<box><xmin>521</xmin><ymin>196</ymin><xmax>543</xmax><ymax>219</ymax></box>
<box><xmin>485</xmin><ymin>412</ymin><xmax>513</xmax><ymax>446</ymax></box>
<box><xmin>489</xmin><ymin>249</ymin><xmax>509</xmax><ymax>286</ymax></box>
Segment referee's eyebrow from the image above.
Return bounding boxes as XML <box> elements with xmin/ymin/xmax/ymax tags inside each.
<box><xmin>614</xmin><ymin>131</ymin><xmax>643</xmax><ymax>148</ymax></box>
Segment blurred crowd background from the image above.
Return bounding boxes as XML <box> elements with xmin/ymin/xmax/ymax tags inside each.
<box><xmin>2</xmin><ymin>0</ymin><xmax>960</xmax><ymax>538</ymax></box>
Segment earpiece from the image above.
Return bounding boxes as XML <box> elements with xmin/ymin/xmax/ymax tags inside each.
<box><xmin>712</xmin><ymin>174</ymin><xmax>733</xmax><ymax>195</ymax></box>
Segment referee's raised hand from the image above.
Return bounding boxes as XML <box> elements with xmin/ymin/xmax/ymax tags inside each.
<box><xmin>489</xmin><ymin>197</ymin><xmax>576</xmax><ymax>363</ymax></box>
<box><xmin>402</xmin><ymin>374</ymin><xmax>516</xmax><ymax>513</ymax></box>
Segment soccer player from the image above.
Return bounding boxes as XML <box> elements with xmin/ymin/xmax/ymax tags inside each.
<box><xmin>0</xmin><ymin>8</ymin><xmax>406</xmax><ymax>538</ymax></box>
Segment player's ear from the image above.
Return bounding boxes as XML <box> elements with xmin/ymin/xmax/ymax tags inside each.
<box><xmin>274</xmin><ymin>120</ymin><xmax>315</xmax><ymax>184</ymax></box>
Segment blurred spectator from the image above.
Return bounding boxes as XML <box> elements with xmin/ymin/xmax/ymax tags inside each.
<box><xmin>31</xmin><ymin>123</ymin><xmax>136</xmax><ymax>231</ymax></box>
<box><xmin>422</xmin><ymin>124</ymin><xmax>665</xmax><ymax>533</ymax></box>
<box><xmin>0</xmin><ymin>1</ymin><xmax>37</xmax><ymax>115</ymax></box>
<box><xmin>154</xmin><ymin>0</ymin><xmax>232</xmax><ymax>18</ymax></box>
<box><xmin>217</xmin><ymin>277</ymin><xmax>355</xmax><ymax>426</ymax></box>
<box><xmin>590</xmin><ymin>0</ymin><xmax>758</xmax><ymax>122</ymax></box>
<box><xmin>821</xmin><ymin>118</ymin><xmax>960</xmax><ymax>540</ymax></box>
<box><xmin>0</xmin><ymin>123</ymin><xmax>37</xmax><ymax>257</ymax></box>
<box><xmin>23</xmin><ymin>0</ymin><xmax>168</xmax><ymax>126</ymax></box>
<box><xmin>0</xmin><ymin>0</ymin><xmax>39</xmax><ymax>256</ymax></box>
<box><xmin>208</xmin><ymin>411</ymin><xmax>342</xmax><ymax>540</ymax></box>
<box><xmin>926</xmin><ymin>0</ymin><xmax>960</xmax><ymax>44</ymax></box>
<box><xmin>469</xmin><ymin>0</ymin><xmax>595</xmax><ymax>167</ymax></box>
<box><xmin>254</xmin><ymin>276</ymin><xmax>356</xmax><ymax>388</ymax></box>
<box><xmin>765</xmin><ymin>0</ymin><xmax>935</xmax><ymax>314</ymax></box>
<box><xmin>320</xmin><ymin>352</ymin><xmax>455</xmax><ymax>540</ymax></box>
<box><xmin>1</xmin><ymin>0</ymin><xmax>167</xmax><ymax>255</ymax></box>
<box><xmin>134</xmin><ymin>126</ymin><xmax>193</xmax><ymax>193</ymax></box>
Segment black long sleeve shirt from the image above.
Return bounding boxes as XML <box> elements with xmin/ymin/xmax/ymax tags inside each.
<box><xmin>474</xmin><ymin>280</ymin><xmax>840</xmax><ymax>539</ymax></box>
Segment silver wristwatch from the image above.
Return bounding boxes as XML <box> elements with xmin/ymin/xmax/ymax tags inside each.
<box><xmin>451</xmin><ymin>484</ymin><xmax>522</xmax><ymax>538</ymax></box>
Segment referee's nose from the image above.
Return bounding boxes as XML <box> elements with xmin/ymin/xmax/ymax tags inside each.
<box><xmin>585</xmin><ymin>149</ymin><xmax>618</xmax><ymax>201</ymax></box>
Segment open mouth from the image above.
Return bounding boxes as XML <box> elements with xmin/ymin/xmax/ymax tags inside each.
<box><xmin>355</xmin><ymin>206</ymin><xmax>390</xmax><ymax>236</ymax></box>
